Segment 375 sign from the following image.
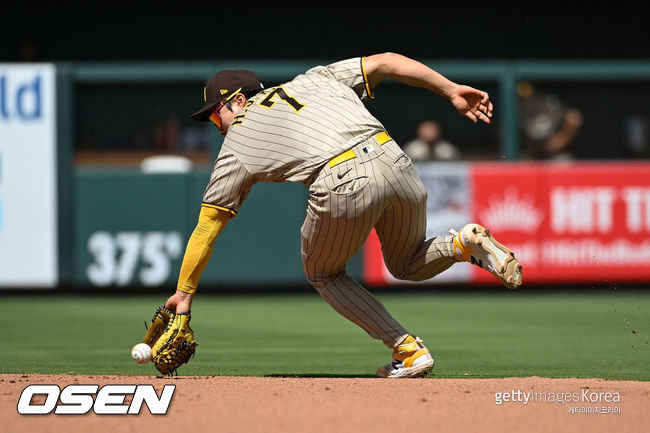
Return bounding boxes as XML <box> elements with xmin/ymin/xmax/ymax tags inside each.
<box><xmin>86</xmin><ymin>231</ymin><xmax>183</xmax><ymax>287</ymax></box>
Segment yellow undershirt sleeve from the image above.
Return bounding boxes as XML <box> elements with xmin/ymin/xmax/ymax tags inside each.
<box><xmin>177</xmin><ymin>205</ymin><xmax>232</xmax><ymax>294</ymax></box>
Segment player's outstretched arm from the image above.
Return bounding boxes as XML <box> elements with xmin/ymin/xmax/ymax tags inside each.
<box><xmin>164</xmin><ymin>205</ymin><xmax>232</xmax><ymax>313</ymax></box>
<box><xmin>363</xmin><ymin>52</ymin><xmax>493</xmax><ymax>124</ymax></box>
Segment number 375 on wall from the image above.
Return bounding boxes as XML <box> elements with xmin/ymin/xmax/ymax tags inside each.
<box><xmin>86</xmin><ymin>231</ymin><xmax>183</xmax><ymax>287</ymax></box>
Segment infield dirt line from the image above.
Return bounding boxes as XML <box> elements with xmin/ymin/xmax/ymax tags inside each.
<box><xmin>2</xmin><ymin>374</ymin><xmax>648</xmax><ymax>433</ymax></box>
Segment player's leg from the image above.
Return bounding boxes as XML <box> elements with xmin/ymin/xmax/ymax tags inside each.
<box><xmin>374</xmin><ymin>141</ymin><xmax>522</xmax><ymax>288</ymax></box>
<box><xmin>301</xmin><ymin>159</ymin><xmax>409</xmax><ymax>349</ymax></box>
<box><xmin>373</xmin><ymin>147</ymin><xmax>457</xmax><ymax>281</ymax></box>
<box><xmin>302</xmin><ymin>146</ymin><xmax>434</xmax><ymax>378</ymax></box>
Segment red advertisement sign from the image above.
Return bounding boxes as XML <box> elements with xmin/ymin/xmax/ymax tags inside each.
<box><xmin>364</xmin><ymin>162</ymin><xmax>650</xmax><ymax>286</ymax></box>
<box><xmin>473</xmin><ymin>162</ymin><xmax>650</xmax><ymax>284</ymax></box>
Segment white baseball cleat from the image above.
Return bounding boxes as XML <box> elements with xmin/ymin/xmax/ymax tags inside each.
<box><xmin>450</xmin><ymin>223</ymin><xmax>523</xmax><ymax>289</ymax></box>
<box><xmin>377</xmin><ymin>335</ymin><xmax>434</xmax><ymax>378</ymax></box>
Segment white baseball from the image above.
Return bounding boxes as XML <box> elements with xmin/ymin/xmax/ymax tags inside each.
<box><xmin>131</xmin><ymin>343</ymin><xmax>153</xmax><ymax>364</ymax></box>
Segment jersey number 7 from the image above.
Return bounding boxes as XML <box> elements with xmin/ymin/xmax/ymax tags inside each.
<box><xmin>259</xmin><ymin>87</ymin><xmax>306</xmax><ymax>113</ymax></box>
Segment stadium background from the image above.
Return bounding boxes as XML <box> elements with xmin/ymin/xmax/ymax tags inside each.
<box><xmin>2</xmin><ymin>2</ymin><xmax>649</xmax><ymax>291</ymax></box>
<box><xmin>1</xmin><ymin>5</ymin><xmax>649</xmax><ymax>432</ymax></box>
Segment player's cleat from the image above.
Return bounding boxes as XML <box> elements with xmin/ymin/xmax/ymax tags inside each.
<box><xmin>377</xmin><ymin>335</ymin><xmax>434</xmax><ymax>378</ymax></box>
<box><xmin>450</xmin><ymin>223</ymin><xmax>523</xmax><ymax>289</ymax></box>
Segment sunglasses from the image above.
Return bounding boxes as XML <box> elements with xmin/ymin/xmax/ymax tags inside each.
<box><xmin>208</xmin><ymin>88</ymin><xmax>242</xmax><ymax>128</ymax></box>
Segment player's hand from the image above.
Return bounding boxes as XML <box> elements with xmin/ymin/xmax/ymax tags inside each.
<box><xmin>449</xmin><ymin>85</ymin><xmax>493</xmax><ymax>124</ymax></box>
<box><xmin>165</xmin><ymin>290</ymin><xmax>194</xmax><ymax>314</ymax></box>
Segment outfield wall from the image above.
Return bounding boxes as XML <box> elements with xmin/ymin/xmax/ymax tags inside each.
<box><xmin>71</xmin><ymin>161</ymin><xmax>650</xmax><ymax>288</ymax></box>
<box><xmin>2</xmin><ymin>61</ymin><xmax>650</xmax><ymax>289</ymax></box>
<box><xmin>73</xmin><ymin>169</ymin><xmax>309</xmax><ymax>288</ymax></box>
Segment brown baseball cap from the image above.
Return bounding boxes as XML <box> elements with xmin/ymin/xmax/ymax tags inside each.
<box><xmin>190</xmin><ymin>70</ymin><xmax>263</xmax><ymax>121</ymax></box>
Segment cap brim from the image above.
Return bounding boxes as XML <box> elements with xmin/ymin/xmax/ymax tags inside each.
<box><xmin>189</xmin><ymin>100</ymin><xmax>219</xmax><ymax>122</ymax></box>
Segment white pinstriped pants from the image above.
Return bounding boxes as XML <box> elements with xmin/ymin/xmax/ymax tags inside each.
<box><xmin>301</xmin><ymin>134</ymin><xmax>456</xmax><ymax>348</ymax></box>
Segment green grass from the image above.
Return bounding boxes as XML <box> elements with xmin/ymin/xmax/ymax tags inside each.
<box><xmin>0</xmin><ymin>291</ymin><xmax>648</xmax><ymax>380</ymax></box>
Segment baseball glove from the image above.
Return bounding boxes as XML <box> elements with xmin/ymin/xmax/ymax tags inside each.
<box><xmin>143</xmin><ymin>305</ymin><xmax>198</xmax><ymax>375</ymax></box>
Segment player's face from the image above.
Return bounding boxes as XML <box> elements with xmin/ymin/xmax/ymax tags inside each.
<box><xmin>209</xmin><ymin>95</ymin><xmax>244</xmax><ymax>135</ymax></box>
<box><xmin>208</xmin><ymin>101</ymin><xmax>228</xmax><ymax>135</ymax></box>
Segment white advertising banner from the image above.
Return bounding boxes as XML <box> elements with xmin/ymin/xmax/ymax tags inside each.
<box><xmin>0</xmin><ymin>64</ymin><xmax>57</xmax><ymax>287</ymax></box>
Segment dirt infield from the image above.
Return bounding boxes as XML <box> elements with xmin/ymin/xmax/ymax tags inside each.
<box><xmin>2</xmin><ymin>374</ymin><xmax>648</xmax><ymax>433</ymax></box>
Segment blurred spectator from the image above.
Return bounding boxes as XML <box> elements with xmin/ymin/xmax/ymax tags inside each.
<box><xmin>622</xmin><ymin>114</ymin><xmax>649</xmax><ymax>158</ymax></box>
<box><xmin>181</xmin><ymin>127</ymin><xmax>211</xmax><ymax>152</ymax></box>
<box><xmin>403</xmin><ymin>120</ymin><xmax>461</xmax><ymax>161</ymax></box>
<box><xmin>518</xmin><ymin>81</ymin><xmax>583</xmax><ymax>161</ymax></box>
<box><xmin>153</xmin><ymin>115</ymin><xmax>181</xmax><ymax>151</ymax></box>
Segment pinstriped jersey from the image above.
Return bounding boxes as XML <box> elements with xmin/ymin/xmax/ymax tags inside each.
<box><xmin>202</xmin><ymin>57</ymin><xmax>386</xmax><ymax>214</ymax></box>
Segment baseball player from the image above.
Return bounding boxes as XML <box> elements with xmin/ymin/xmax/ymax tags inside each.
<box><xmin>163</xmin><ymin>52</ymin><xmax>522</xmax><ymax>378</ymax></box>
